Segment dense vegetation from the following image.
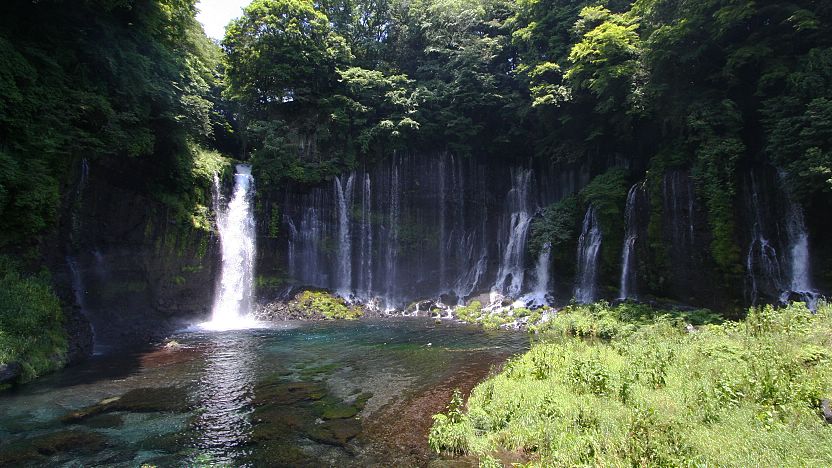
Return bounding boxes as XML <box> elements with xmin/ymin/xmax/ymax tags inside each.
<box><xmin>0</xmin><ymin>257</ymin><xmax>65</xmax><ymax>386</ymax></box>
<box><xmin>222</xmin><ymin>0</ymin><xmax>832</xmax><ymax>291</ymax></box>
<box><xmin>0</xmin><ymin>0</ymin><xmax>232</xmax><ymax>378</ymax></box>
<box><xmin>430</xmin><ymin>301</ymin><xmax>832</xmax><ymax>466</ymax></box>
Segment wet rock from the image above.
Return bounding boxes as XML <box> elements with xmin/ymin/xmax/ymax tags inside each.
<box><xmin>305</xmin><ymin>418</ymin><xmax>361</xmax><ymax>446</ymax></box>
<box><xmin>0</xmin><ymin>362</ymin><xmax>22</xmax><ymax>385</ymax></box>
<box><xmin>439</xmin><ymin>293</ymin><xmax>459</xmax><ymax>306</ymax></box>
<box><xmin>405</xmin><ymin>300</ymin><xmax>437</xmax><ymax>317</ymax></box>
<box><xmin>822</xmin><ymin>399</ymin><xmax>832</xmax><ymax>424</ymax></box>
<box><xmin>30</xmin><ymin>430</ymin><xmax>107</xmax><ymax>456</ymax></box>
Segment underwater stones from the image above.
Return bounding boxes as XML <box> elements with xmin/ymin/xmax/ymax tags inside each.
<box><xmin>60</xmin><ymin>396</ymin><xmax>120</xmax><ymax>423</ymax></box>
<box><xmin>315</xmin><ymin>399</ymin><xmax>358</xmax><ymax>420</ymax></box>
<box><xmin>80</xmin><ymin>413</ymin><xmax>124</xmax><ymax>429</ymax></box>
<box><xmin>352</xmin><ymin>392</ymin><xmax>373</xmax><ymax>411</ymax></box>
<box><xmin>136</xmin><ymin>431</ymin><xmax>190</xmax><ymax>452</ymax></box>
<box><xmin>254</xmin><ymin>381</ymin><xmax>326</xmax><ymax>406</ymax></box>
<box><xmin>106</xmin><ymin>386</ymin><xmax>190</xmax><ymax>413</ymax></box>
<box><xmin>30</xmin><ymin>430</ymin><xmax>108</xmax><ymax>456</ymax></box>
<box><xmin>249</xmin><ymin>443</ymin><xmax>313</xmax><ymax>467</ymax></box>
<box><xmin>305</xmin><ymin>418</ymin><xmax>361</xmax><ymax>446</ymax></box>
<box><xmin>61</xmin><ymin>386</ymin><xmax>189</xmax><ymax>424</ymax></box>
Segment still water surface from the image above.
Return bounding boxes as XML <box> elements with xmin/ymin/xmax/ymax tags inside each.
<box><xmin>0</xmin><ymin>319</ymin><xmax>528</xmax><ymax>466</ymax></box>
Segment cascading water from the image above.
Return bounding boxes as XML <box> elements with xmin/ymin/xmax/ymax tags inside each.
<box><xmin>384</xmin><ymin>157</ymin><xmax>401</xmax><ymax>309</ymax></box>
<box><xmin>493</xmin><ymin>169</ymin><xmax>533</xmax><ymax>297</ymax></box>
<box><xmin>207</xmin><ymin>164</ymin><xmax>257</xmax><ymax>329</ymax></box>
<box><xmin>335</xmin><ymin>173</ymin><xmax>356</xmax><ymax>295</ymax></box>
<box><xmin>745</xmin><ymin>172</ymin><xmax>786</xmax><ymax>304</ymax></box>
<box><xmin>780</xmin><ymin>173</ymin><xmax>821</xmax><ymax>308</ymax></box>
<box><xmin>619</xmin><ymin>183</ymin><xmax>641</xmax><ymax>300</ymax></box>
<box><xmin>574</xmin><ymin>205</ymin><xmax>602</xmax><ymax>303</ymax></box>
<box><xmin>359</xmin><ymin>173</ymin><xmax>373</xmax><ymax>297</ymax></box>
<box><xmin>520</xmin><ymin>243</ymin><xmax>552</xmax><ymax>307</ymax></box>
<box><xmin>281</xmin><ymin>154</ymin><xmax>575</xmax><ymax>309</ymax></box>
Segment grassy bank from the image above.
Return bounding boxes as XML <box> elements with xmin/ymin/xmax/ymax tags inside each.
<box><xmin>0</xmin><ymin>256</ymin><xmax>66</xmax><ymax>387</ymax></box>
<box><xmin>430</xmin><ymin>301</ymin><xmax>832</xmax><ymax>466</ymax></box>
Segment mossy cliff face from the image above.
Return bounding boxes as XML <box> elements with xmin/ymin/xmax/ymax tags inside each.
<box><xmin>56</xmin><ymin>157</ymin><xmax>222</xmax><ymax>351</ymax></box>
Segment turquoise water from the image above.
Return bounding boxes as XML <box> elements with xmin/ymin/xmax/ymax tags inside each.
<box><xmin>0</xmin><ymin>319</ymin><xmax>528</xmax><ymax>466</ymax></box>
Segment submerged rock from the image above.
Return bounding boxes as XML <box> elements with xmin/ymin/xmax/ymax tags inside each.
<box><xmin>305</xmin><ymin>418</ymin><xmax>361</xmax><ymax>446</ymax></box>
<box><xmin>254</xmin><ymin>381</ymin><xmax>327</xmax><ymax>406</ymax></box>
<box><xmin>312</xmin><ymin>397</ymin><xmax>358</xmax><ymax>420</ymax></box>
<box><xmin>30</xmin><ymin>430</ymin><xmax>108</xmax><ymax>456</ymax></box>
<box><xmin>61</xmin><ymin>386</ymin><xmax>190</xmax><ymax>423</ymax></box>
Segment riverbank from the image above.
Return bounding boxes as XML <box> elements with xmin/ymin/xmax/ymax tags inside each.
<box><xmin>429</xmin><ymin>301</ymin><xmax>832</xmax><ymax>466</ymax></box>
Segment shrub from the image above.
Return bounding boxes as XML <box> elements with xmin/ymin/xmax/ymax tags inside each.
<box><xmin>0</xmin><ymin>256</ymin><xmax>66</xmax><ymax>385</ymax></box>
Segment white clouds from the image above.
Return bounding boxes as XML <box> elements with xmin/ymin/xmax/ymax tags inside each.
<box><xmin>196</xmin><ymin>0</ymin><xmax>252</xmax><ymax>40</ymax></box>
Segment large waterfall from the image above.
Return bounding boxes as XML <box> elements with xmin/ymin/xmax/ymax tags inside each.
<box><xmin>281</xmin><ymin>154</ymin><xmax>590</xmax><ymax>308</ymax></box>
<box><xmin>574</xmin><ymin>205</ymin><xmax>602</xmax><ymax>303</ymax></box>
<box><xmin>335</xmin><ymin>174</ymin><xmax>356</xmax><ymax>296</ymax></box>
<box><xmin>208</xmin><ymin>164</ymin><xmax>257</xmax><ymax>328</ymax></box>
<box><xmin>618</xmin><ymin>183</ymin><xmax>641</xmax><ymax>300</ymax></box>
<box><xmin>493</xmin><ymin>169</ymin><xmax>533</xmax><ymax>297</ymax></box>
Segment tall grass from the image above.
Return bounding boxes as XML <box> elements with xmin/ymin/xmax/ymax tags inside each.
<box><xmin>430</xmin><ymin>301</ymin><xmax>832</xmax><ymax>467</ymax></box>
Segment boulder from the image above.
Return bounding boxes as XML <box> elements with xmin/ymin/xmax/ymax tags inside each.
<box><xmin>0</xmin><ymin>362</ymin><xmax>22</xmax><ymax>385</ymax></box>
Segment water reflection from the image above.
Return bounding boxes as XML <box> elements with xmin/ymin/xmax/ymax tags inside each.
<box><xmin>190</xmin><ymin>331</ymin><xmax>258</xmax><ymax>463</ymax></box>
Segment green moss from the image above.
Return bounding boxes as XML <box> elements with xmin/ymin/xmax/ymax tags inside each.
<box><xmin>430</xmin><ymin>301</ymin><xmax>832</xmax><ymax>466</ymax></box>
<box><xmin>293</xmin><ymin>291</ymin><xmax>364</xmax><ymax>320</ymax></box>
<box><xmin>0</xmin><ymin>256</ymin><xmax>66</xmax><ymax>385</ymax></box>
<box><xmin>257</xmin><ymin>275</ymin><xmax>285</xmax><ymax>290</ymax></box>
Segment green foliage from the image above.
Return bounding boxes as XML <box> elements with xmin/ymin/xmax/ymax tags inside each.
<box><xmin>0</xmin><ymin>0</ymin><xmax>232</xmax><ymax>248</ymax></box>
<box><xmin>0</xmin><ymin>256</ymin><xmax>66</xmax><ymax>385</ymax></box>
<box><xmin>528</xmin><ymin>195</ymin><xmax>578</xmax><ymax>262</ymax></box>
<box><xmin>293</xmin><ymin>291</ymin><xmax>364</xmax><ymax>320</ymax></box>
<box><xmin>579</xmin><ymin>168</ymin><xmax>629</xmax><ymax>279</ymax></box>
<box><xmin>430</xmin><ymin>301</ymin><xmax>832</xmax><ymax>466</ymax></box>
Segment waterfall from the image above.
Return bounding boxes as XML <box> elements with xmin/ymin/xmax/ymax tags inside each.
<box><xmin>746</xmin><ymin>173</ymin><xmax>786</xmax><ymax>304</ymax></box>
<box><xmin>209</xmin><ymin>164</ymin><xmax>256</xmax><ymax>328</ymax></box>
<box><xmin>384</xmin><ymin>158</ymin><xmax>401</xmax><ymax>308</ymax></box>
<box><xmin>359</xmin><ymin>173</ymin><xmax>373</xmax><ymax>297</ymax></box>
<box><xmin>619</xmin><ymin>183</ymin><xmax>640</xmax><ymax>300</ymax></box>
<box><xmin>780</xmin><ymin>173</ymin><xmax>821</xmax><ymax>308</ymax></box>
<box><xmin>493</xmin><ymin>168</ymin><xmax>533</xmax><ymax>297</ymax></box>
<box><xmin>520</xmin><ymin>243</ymin><xmax>552</xmax><ymax>307</ymax></box>
<box><xmin>574</xmin><ymin>205</ymin><xmax>602</xmax><ymax>303</ymax></box>
<box><xmin>335</xmin><ymin>173</ymin><xmax>356</xmax><ymax>295</ymax></box>
<box><xmin>438</xmin><ymin>155</ymin><xmax>448</xmax><ymax>293</ymax></box>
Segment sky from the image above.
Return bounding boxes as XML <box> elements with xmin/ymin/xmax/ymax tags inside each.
<box><xmin>196</xmin><ymin>0</ymin><xmax>252</xmax><ymax>40</ymax></box>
